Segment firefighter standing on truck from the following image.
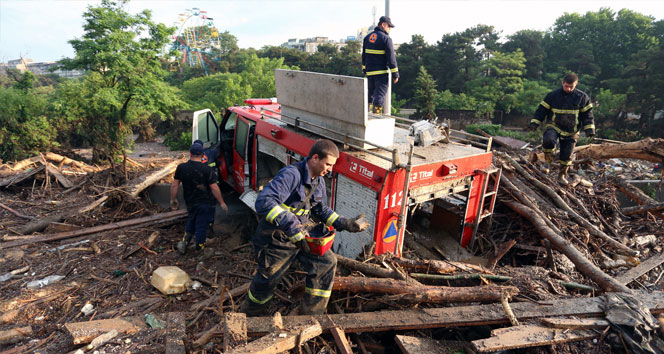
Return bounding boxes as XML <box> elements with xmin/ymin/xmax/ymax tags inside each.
<box><xmin>241</xmin><ymin>139</ymin><xmax>368</xmax><ymax>316</ymax></box>
<box><xmin>362</xmin><ymin>16</ymin><xmax>399</xmax><ymax>114</ymax></box>
<box><xmin>528</xmin><ymin>73</ymin><xmax>595</xmax><ymax>185</ymax></box>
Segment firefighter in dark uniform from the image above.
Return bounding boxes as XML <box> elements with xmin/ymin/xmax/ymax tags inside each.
<box><xmin>528</xmin><ymin>73</ymin><xmax>595</xmax><ymax>185</ymax></box>
<box><xmin>362</xmin><ymin>16</ymin><xmax>399</xmax><ymax>114</ymax></box>
<box><xmin>241</xmin><ymin>139</ymin><xmax>368</xmax><ymax>316</ymax></box>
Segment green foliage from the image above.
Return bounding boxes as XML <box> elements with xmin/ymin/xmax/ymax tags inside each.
<box><xmin>0</xmin><ymin>86</ymin><xmax>57</xmax><ymax>161</ymax></box>
<box><xmin>436</xmin><ymin>90</ymin><xmax>478</xmax><ymax>110</ymax></box>
<box><xmin>413</xmin><ymin>66</ymin><xmax>438</xmax><ymax>119</ymax></box>
<box><xmin>593</xmin><ymin>88</ymin><xmax>626</xmax><ymax>119</ymax></box>
<box><xmin>512</xmin><ymin>79</ymin><xmax>551</xmax><ymax>115</ymax></box>
<box><xmin>58</xmin><ymin>0</ymin><xmax>183</xmax><ymax>164</ymax></box>
<box><xmin>601</xmin><ymin>128</ymin><xmax>644</xmax><ymax>142</ymax></box>
<box><xmin>465</xmin><ymin>50</ymin><xmax>526</xmax><ymax>115</ymax></box>
<box><xmin>465</xmin><ymin>123</ymin><xmax>541</xmax><ymax>144</ymax></box>
<box><xmin>164</xmin><ymin>131</ymin><xmax>192</xmax><ymax>151</ymax></box>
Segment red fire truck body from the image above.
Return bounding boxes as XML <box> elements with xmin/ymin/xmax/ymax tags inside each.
<box><xmin>193</xmin><ymin>72</ymin><xmax>500</xmax><ymax>258</ymax></box>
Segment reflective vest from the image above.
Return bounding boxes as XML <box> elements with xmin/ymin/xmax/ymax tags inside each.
<box><xmin>531</xmin><ymin>88</ymin><xmax>595</xmax><ymax>136</ymax></box>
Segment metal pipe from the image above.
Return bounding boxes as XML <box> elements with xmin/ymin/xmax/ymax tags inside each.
<box><xmin>396</xmin><ymin>144</ymin><xmax>414</xmax><ymax>256</ymax></box>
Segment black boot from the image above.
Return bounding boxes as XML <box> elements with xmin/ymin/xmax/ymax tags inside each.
<box><xmin>177</xmin><ymin>233</ymin><xmax>192</xmax><ymax>254</ymax></box>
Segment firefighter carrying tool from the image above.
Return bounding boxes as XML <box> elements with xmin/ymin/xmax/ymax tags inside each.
<box><xmin>241</xmin><ymin>139</ymin><xmax>368</xmax><ymax>316</ymax></box>
<box><xmin>528</xmin><ymin>73</ymin><xmax>595</xmax><ymax>185</ymax></box>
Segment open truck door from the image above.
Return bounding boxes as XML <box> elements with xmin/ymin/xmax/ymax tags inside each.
<box><xmin>231</xmin><ymin>115</ymin><xmax>256</xmax><ymax>194</ymax></box>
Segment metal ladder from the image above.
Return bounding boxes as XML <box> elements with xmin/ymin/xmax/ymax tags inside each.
<box><xmin>470</xmin><ymin>167</ymin><xmax>502</xmax><ymax>247</ymax></box>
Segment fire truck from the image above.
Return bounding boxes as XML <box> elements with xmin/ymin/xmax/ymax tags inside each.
<box><xmin>192</xmin><ymin>70</ymin><xmax>500</xmax><ymax>259</ymax></box>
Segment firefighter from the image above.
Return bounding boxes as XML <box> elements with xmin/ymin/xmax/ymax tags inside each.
<box><xmin>170</xmin><ymin>142</ymin><xmax>228</xmax><ymax>254</ymax></box>
<box><xmin>241</xmin><ymin>139</ymin><xmax>368</xmax><ymax>316</ymax></box>
<box><xmin>193</xmin><ymin>139</ymin><xmax>219</xmax><ymax>171</ymax></box>
<box><xmin>362</xmin><ymin>16</ymin><xmax>399</xmax><ymax>115</ymax></box>
<box><xmin>527</xmin><ymin>73</ymin><xmax>595</xmax><ymax>185</ymax></box>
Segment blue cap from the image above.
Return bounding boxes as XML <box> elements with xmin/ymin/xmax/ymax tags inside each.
<box><xmin>193</xmin><ymin>139</ymin><xmax>204</xmax><ymax>146</ymax></box>
<box><xmin>190</xmin><ymin>143</ymin><xmax>204</xmax><ymax>155</ymax></box>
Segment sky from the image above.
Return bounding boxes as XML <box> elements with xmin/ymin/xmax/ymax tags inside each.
<box><xmin>1</xmin><ymin>0</ymin><xmax>664</xmax><ymax>63</ymax></box>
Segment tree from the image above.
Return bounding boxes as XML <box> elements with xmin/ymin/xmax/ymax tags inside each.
<box><xmin>503</xmin><ymin>30</ymin><xmax>545</xmax><ymax>80</ymax></box>
<box><xmin>58</xmin><ymin>0</ymin><xmax>183</xmax><ymax>169</ymax></box>
<box><xmin>413</xmin><ymin>66</ymin><xmax>438</xmax><ymax>120</ymax></box>
<box><xmin>466</xmin><ymin>50</ymin><xmax>526</xmax><ymax>115</ymax></box>
<box><xmin>394</xmin><ymin>34</ymin><xmax>434</xmax><ymax>103</ymax></box>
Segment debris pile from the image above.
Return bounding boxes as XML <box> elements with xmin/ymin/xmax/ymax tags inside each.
<box><xmin>0</xmin><ymin>138</ymin><xmax>663</xmax><ymax>353</ymax></box>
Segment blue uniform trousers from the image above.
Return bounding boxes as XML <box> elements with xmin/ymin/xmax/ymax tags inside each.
<box><xmin>185</xmin><ymin>203</ymin><xmax>215</xmax><ymax>245</ymax></box>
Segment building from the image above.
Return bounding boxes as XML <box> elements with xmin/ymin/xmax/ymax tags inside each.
<box><xmin>1</xmin><ymin>58</ymin><xmax>85</xmax><ymax>79</ymax></box>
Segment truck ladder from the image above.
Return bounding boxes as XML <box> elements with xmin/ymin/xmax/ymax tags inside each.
<box><xmin>469</xmin><ymin>167</ymin><xmax>502</xmax><ymax>248</ymax></box>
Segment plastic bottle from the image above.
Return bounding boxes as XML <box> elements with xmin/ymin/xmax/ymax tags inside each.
<box><xmin>26</xmin><ymin>275</ymin><xmax>65</xmax><ymax>289</ymax></box>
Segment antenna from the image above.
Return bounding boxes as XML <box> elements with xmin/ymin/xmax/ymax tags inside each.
<box><xmin>372</xmin><ymin>6</ymin><xmax>376</xmax><ymax>26</ymax></box>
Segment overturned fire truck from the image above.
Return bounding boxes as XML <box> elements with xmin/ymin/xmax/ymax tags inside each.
<box><xmin>192</xmin><ymin>69</ymin><xmax>500</xmax><ymax>258</ymax></box>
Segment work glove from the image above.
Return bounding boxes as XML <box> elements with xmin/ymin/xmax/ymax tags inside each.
<box><xmin>526</xmin><ymin>122</ymin><xmax>539</xmax><ymax>131</ymax></box>
<box><xmin>585</xmin><ymin>129</ymin><xmax>595</xmax><ymax>138</ymax></box>
<box><xmin>342</xmin><ymin>214</ymin><xmax>370</xmax><ymax>233</ymax></box>
<box><xmin>299</xmin><ymin>239</ymin><xmax>311</xmax><ymax>253</ymax></box>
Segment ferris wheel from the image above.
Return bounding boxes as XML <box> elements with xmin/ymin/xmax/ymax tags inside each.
<box><xmin>170</xmin><ymin>8</ymin><xmax>221</xmax><ymax>76</ymax></box>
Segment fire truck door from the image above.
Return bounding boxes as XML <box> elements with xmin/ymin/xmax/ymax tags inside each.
<box><xmin>192</xmin><ymin>109</ymin><xmax>219</xmax><ymax>146</ymax></box>
<box><xmin>232</xmin><ymin>116</ymin><xmax>255</xmax><ymax>193</ymax></box>
<box><xmin>218</xmin><ymin>111</ymin><xmax>238</xmax><ymax>183</ymax></box>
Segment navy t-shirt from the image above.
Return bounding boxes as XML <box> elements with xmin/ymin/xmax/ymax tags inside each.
<box><xmin>174</xmin><ymin>160</ymin><xmax>218</xmax><ymax>207</ymax></box>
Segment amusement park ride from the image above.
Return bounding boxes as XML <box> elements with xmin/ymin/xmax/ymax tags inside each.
<box><xmin>170</xmin><ymin>8</ymin><xmax>221</xmax><ymax>76</ymax></box>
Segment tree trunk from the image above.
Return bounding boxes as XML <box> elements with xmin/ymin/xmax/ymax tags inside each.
<box><xmin>335</xmin><ymin>254</ymin><xmax>422</xmax><ymax>285</ymax></box>
<box><xmin>332</xmin><ymin>276</ymin><xmax>518</xmax><ymax>303</ymax></box>
<box><xmin>126</xmin><ymin>158</ymin><xmax>185</xmax><ymax>198</ymax></box>
<box><xmin>614</xmin><ymin>176</ymin><xmax>664</xmax><ymax>219</ymax></box>
<box><xmin>503</xmin><ymin>200</ymin><xmax>631</xmax><ymax>293</ymax></box>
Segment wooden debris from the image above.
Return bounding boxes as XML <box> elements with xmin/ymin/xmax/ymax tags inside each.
<box><xmin>190</xmin><ymin>282</ymin><xmax>250</xmax><ymax>312</ymax></box>
<box><xmin>0</xmin><ymin>326</ymin><xmax>32</xmax><ymax>345</ymax></box>
<box><xmin>336</xmin><ymin>254</ymin><xmax>421</xmax><ymax>285</ymax></box>
<box><xmin>64</xmin><ymin>317</ymin><xmax>146</xmax><ymax>344</ymax></box>
<box><xmin>390</xmin><ymin>256</ymin><xmax>492</xmax><ymax>274</ymax></box>
<box><xmin>573</xmin><ymin>137</ymin><xmax>664</xmax><ymax>164</ymax></box>
<box><xmin>541</xmin><ymin>317</ymin><xmax>610</xmax><ymax>330</ymax></box>
<box><xmin>327</xmin><ymin>316</ymin><xmax>352</xmax><ymax>354</ymax></box>
<box><xmin>486</xmin><ymin>239</ymin><xmax>517</xmax><ymax>270</ymax></box>
<box><xmin>45</xmin><ymin>163</ymin><xmax>73</xmax><ymax>188</ymax></box>
<box><xmin>18</xmin><ymin>195</ymin><xmax>108</xmax><ymax>235</ymax></box>
<box><xmin>622</xmin><ymin>202</ymin><xmax>664</xmax><ymax>216</ymax></box>
<box><xmin>1</xmin><ymin>209</ymin><xmax>186</xmax><ymax>249</ymax></box>
<box><xmin>395</xmin><ymin>335</ymin><xmax>470</xmax><ymax>354</ymax></box>
<box><xmin>228</xmin><ymin>319</ymin><xmax>322</xmax><ymax>354</ymax></box>
<box><xmin>0</xmin><ymin>165</ymin><xmax>44</xmax><ymax>188</ymax></box>
<box><xmin>246</xmin><ymin>291</ymin><xmax>664</xmax><ymax>336</ymax></box>
<box><xmin>122</xmin><ymin>231</ymin><xmax>160</xmax><ymax>259</ymax></box>
<box><xmin>332</xmin><ymin>276</ymin><xmax>519</xmax><ymax>303</ymax></box>
<box><xmin>472</xmin><ymin>324</ymin><xmax>597</xmax><ymax>352</ymax></box>
<box><xmin>87</xmin><ymin>329</ymin><xmax>118</xmax><ymax>351</ymax></box>
<box><xmin>126</xmin><ymin>158</ymin><xmax>184</xmax><ymax>198</ymax></box>
<box><xmin>500</xmin><ymin>292</ymin><xmax>519</xmax><ymax>326</ymax></box>
<box><xmin>616</xmin><ymin>252</ymin><xmax>664</xmax><ymax>285</ymax></box>
<box><xmin>223</xmin><ymin>312</ymin><xmax>248</xmax><ymax>352</ymax></box>
<box><xmin>614</xmin><ymin>176</ymin><xmax>664</xmax><ymax>219</ymax></box>
<box><xmin>0</xmin><ymin>202</ymin><xmax>34</xmax><ymax>220</ymax></box>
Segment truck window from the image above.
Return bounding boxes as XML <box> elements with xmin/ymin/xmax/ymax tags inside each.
<box><xmin>196</xmin><ymin>111</ymin><xmax>219</xmax><ymax>145</ymax></box>
<box><xmin>235</xmin><ymin>118</ymin><xmax>250</xmax><ymax>161</ymax></box>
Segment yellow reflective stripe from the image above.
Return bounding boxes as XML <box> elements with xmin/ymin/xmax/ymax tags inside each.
<box><xmin>289</xmin><ymin>232</ymin><xmax>305</xmax><ymax>243</ymax></box>
<box><xmin>326</xmin><ymin>212</ymin><xmax>339</xmax><ymax>226</ymax></box>
<box><xmin>583</xmin><ymin>124</ymin><xmax>595</xmax><ymax>130</ymax></box>
<box><xmin>540</xmin><ymin>101</ymin><xmax>551</xmax><ymax>109</ymax></box>
<box><xmin>560</xmin><ymin>160</ymin><xmax>573</xmax><ymax>166</ymax></box>
<box><xmin>551</xmin><ymin>108</ymin><xmax>579</xmax><ymax>114</ymax></box>
<box><xmin>580</xmin><ymin>103</ymin><xmax>593</xmax><ymax>112</ymax></box>
<box><xmin>366</xmin><ymin>70</ymin><xmax>389</xmax><ymax>75</ymax></box>
<box><xmin>542</xmin><ymin>148</ymin><xmax>555</xmax><ymax>153</ymax></box>
<box><xmin>390</xmin><ymin>68</ymin><xmax>398</xmax><ymax>73</ymax></box>
<box><xmin>305</xmin><ymin>287</ymin><xmax>331</xmax><ymax>298</ymax></box>
<box><xmin>307</xmin><ymin>234</ymin><xmax>335</xmax><ymax>246</ymax></box>
<box><xmin>280</xmin><ymin>204</ymin><xmax>310</xmax><ymax>216</ymax></box>
<box><xmin>545</xmin><ymin>124</ymin><xmax>575</xmax><ymax>137</ymax></box>
<box><xmin>362</xmin><ymin>65</ymin><xmax>366</xmax><ymax>69</ymax></box>
<box><xmin>266</xmin><ymin>205</ymin><xmax>286</xmax><ymax>223</ymax></box>
<box><xmin>208</xmin><ymin>162</ymin><xmax>216</xmax><ymax>167</ymax></box>
<box><xmin>248</xmin><ymin>289</ymin><xmax>272</xmax><ymax>304</ymax></box>
<box><xmin>365</xmin><ymin>49</ymin><xmax>386</xmax><ymax>54</ymax></box>
<box><xmin>530</xmin><ymin>119</ymin><xmax>541</xmax><ymax>125</ymax></box>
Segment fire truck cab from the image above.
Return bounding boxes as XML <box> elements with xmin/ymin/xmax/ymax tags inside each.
<box><xmin>192</xmin><ymin>70</ymin><xmax>500</xmax><ymax>259</ymax></box>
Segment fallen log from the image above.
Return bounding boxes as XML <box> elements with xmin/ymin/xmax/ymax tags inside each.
<box><xmin>503</xmin><ymin>200</ymin><xmax>631</xmax><ymax>293</ymax></box>
<box><xmin>390</xmin><ymin>256</ymin><xmax>492</xmax><ymax>274</ymax></box>
<box><xmin>1</xmin><ymin>209</ymin><xmax>186</xmax><ymax>249</ymax></box>
<box><xmin>622</xmin><ymin>202</ymin><xmax>664</xmax><ymax>216</ymax></box>
<box><xmin>245</xmin><ymin>291</ymin><xmax>664</xmax><ymax>336</ymax></box>
<box><xmin>335</xmin><ymin>254</ymin><xmax>422</xmax><ymax>285</ymax></box>
<box><xmin>500</xmin><ymin>152</ymin><xmax>637</xmax><ymax>256</ymax></box>
<box><xmin>126</xmin><ymin>158</ymin><xmax>185</xmax><ymax>198</ymax></box>
<box><xmin>614</xmin><ymin>176</ymin><xmax>664</xmax><ymax>219</ymax></box>
<box><xmin>573</xmin><ymin>137</ymin><xmax>664</xmax><ymax>164</ymax></box>
<box><xmin>18</xmin><ymin>195</ymin><xmax>108</xmax><ymax>235</ymax></box>
<box><xmin>44</xmin><ymin>152</ymin><xmax>96</xmax><ymax>172</ymax></box>
<box><xmin>332</xmin><ymin>276</ymin><xmax>519</xmax><ymax>303</ymax></box>
<box><xmin>0</xmin><ymin>326</ymin><xmax>32</xmax><ymax>345</ymax></box>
